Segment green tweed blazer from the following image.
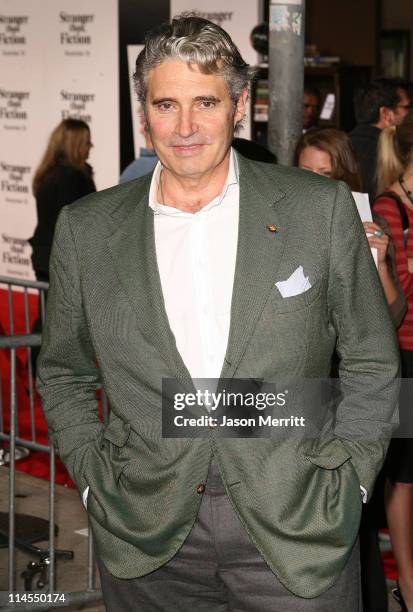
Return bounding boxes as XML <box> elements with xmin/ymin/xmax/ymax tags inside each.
<box><xmin>37</xmin><ymin>153</ymin><xmax>400</xmax><ymax>598</ymax></box>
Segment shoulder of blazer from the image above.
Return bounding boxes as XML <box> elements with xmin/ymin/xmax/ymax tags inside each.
<box><xmin>235</xmin><ymin>152</ymin><xmax>343</xmax><ymax>225</ymax></box>
<box><xmin>236</xmin><ymin>152</ymin><xmax>340</xmax><ymax>201</ymax></box>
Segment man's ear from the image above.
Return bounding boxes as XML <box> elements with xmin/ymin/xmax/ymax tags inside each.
<box><xmin>234</xmin><ymin>89</ymin><xmax>249</xmax><ymax>127</ymax></box>
<box><xmin>378</xmin><ymin>105</ymin><xmax>396</xmax><ymax>128</ymax></box>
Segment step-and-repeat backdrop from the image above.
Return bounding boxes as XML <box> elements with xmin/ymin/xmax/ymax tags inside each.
<box><xmin>0</xmin><ymin>0</ymin><xmax>118</xmax><ymax>279</ymax></box>
<box><xmin>0</xmin><ymin>0</ymin><xmax>258</xmax><ymax>280</ymax></box>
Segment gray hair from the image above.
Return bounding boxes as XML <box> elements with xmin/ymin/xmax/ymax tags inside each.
<box><xmin>134</xmin><ymin>13</ymin><xmax>255</xmax><ymax>107</ymax></box>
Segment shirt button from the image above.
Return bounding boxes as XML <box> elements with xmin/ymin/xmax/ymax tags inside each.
<box><xmin>196</xmin><ymin>483</ymin><xmax>206</xmax><ymax>494</ymax></box>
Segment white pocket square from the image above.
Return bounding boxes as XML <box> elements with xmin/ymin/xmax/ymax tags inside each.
<box><xmin>275</xmin><ymin>266</ymin><xmax>312</xmax><ymax>298</ymax></box>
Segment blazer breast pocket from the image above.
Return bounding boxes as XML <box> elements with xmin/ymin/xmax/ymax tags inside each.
<box><xmin>271</xmin><ymin>280</ymin><xmax>323</xmax><ymax>314</ymax></box>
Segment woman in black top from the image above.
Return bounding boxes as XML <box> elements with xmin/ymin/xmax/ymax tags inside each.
<box><xmin>29</xmin><ymin>118</ymin><xmax>96</xmax><ymax>281</ymax></box>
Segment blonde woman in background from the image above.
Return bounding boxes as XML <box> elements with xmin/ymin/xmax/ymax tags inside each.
<box><xmin>29</xmin><ymin>118</ymin><xmax>95</xmax><ymax>282</ymax></box>
<box><xmin>374</xmin><ymin>112</ymin><xmax>413</xmax><ymax>611</ymax></box>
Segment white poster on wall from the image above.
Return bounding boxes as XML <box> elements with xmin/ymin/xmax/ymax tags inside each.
<box><xmin>40</xmin><ymin>1</ymin><xmax>119</xmax><ymax>191</ymax></box>
<box><xmin>170</xmin><ymin>1</ymin><xmax>260</xmax><ymax>139</ymax></box>
<box><xmin>0</xmin><ymin>0</ymin><xmax>119</xmax><ymax>280</ymax></box>
<box><xmin>0</xmin><ymin>0</ymin><xmax>46</xmax><ymax>280</ymax></box>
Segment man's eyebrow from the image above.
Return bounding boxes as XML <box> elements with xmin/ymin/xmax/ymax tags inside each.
<box><xmin>194</xmin><ymin>96</ymin><xmax>221</xmax><ymax>103</ymax></box>
<box><xmin>151</xmin><ymin>96</ymin><xmax>222</xmax><ymax>105</ymax></box>
<box><xmin>151</xmin><ymin>97</ymin><xmax>175</xmax><ymax>105</ymax></box>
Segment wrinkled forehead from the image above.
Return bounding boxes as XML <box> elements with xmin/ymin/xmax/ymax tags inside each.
<box><xmin>145</xmin><ymin>59</ymin><xmax>230</xmax><ymax>101</ymax></box>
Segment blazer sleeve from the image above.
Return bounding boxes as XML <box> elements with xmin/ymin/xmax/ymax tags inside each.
<box><xmin>36</xmin><ymin>206</ymin><xmax>104</xmax><ymax>493</ymax></box>
<box><xmin>327</xmin><ymin>181</ymin><xmax>400</xmax><ymax>493</ymax></box>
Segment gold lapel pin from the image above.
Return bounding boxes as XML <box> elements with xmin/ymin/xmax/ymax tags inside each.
<box><xmin>267</xmin><ymin>224</ymin><xmax>278</xmax><ymax>233</ymax></box>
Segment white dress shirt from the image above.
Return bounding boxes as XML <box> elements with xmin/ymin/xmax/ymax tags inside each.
<box><xmin>149</xmin><ymin>149</ymin><xmax>239</xmax><ymax>380</ymax></box>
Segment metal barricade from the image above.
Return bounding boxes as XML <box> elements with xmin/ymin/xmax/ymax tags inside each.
<box><xmin>0</xmin><ymin>277</ymin><xmax>103</xmax><ymax>609</ymax></box>
<box><xmin>0</xmin><ymin>276</ymin><xmax>48</xmax><ymax>443</ymax></box>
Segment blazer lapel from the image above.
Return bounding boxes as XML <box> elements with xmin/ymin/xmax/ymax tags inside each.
<box><xmin>221</xmin><ymin>156</ymin><xmax>287</xmax><ymax>379</ymax></box>
<box><xmin>107</xmin><ymin>179</ymin><xmax>193</xmax><ymax>388</ymax></box>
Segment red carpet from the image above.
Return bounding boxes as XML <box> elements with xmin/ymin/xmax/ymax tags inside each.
<box><xmin>1</xmin><ymin>287</ymin><xmax>74</xmax><ymax>486</ymax></box>
<box><xmin>0</xmin><ymin>287</ymin><xmax>399</xmax><ymax>579</ymax></box>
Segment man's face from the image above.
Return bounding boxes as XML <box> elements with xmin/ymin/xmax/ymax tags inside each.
<box><xmin>145</xmin><ymin>59</ymin><xmax>247</xmax><ymax>181</ymax></box>
<box><xmin>393</xmin><ymin>88</ymin><xmax>411</xmax><ymax>124</ymax></box>
<box><xmin>303</xmin><ymin>92</ymin><xmax>319</xmax><ymax>129</ymax></box>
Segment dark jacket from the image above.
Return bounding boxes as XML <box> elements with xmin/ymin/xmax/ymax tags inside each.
<box><xmin>349</xmin><ymin>124</ymin><xmax>381</xmax><ymax>204</ymax></box>
<box><xmin>29</xmin><ymin>164</ymin><xmax>95</xmax><ymax>280</ymax></box>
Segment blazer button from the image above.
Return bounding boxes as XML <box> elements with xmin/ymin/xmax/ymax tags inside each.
<box><xmin>196</xmin><ymin>483</ymin><xmax>206</xmax><ymax>494</ymax></box>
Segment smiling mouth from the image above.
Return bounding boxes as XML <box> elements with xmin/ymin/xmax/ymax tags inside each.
<box><xmin>172</xmin><ymin>144</ymin><xmax>204</xmax><ymax>156</ymax></box>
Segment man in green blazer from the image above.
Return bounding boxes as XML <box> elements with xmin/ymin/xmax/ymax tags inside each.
<box><xmin>37</xmin><ymin>15</ymin><xmax>400</xmax><ymax>611</ymax></box>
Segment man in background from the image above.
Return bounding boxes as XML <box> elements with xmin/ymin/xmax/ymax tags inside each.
<box><xmin>303</xmin><ymin>83</ymin><xmax>321</xmax><ymax>132</ymax></box>
<box><xmin>350</xmin><ymin>78</ymin><xmax>411</xmax><ymax>203</ymax></box>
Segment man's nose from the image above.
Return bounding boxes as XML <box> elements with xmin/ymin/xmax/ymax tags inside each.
<box><xmin>176</xmin><ymin>108</ymin><xmax>198</xmax><ymax>138</ymax></box>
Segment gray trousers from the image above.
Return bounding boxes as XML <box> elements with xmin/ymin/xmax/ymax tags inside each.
<box><xmin>96</xmin><ymin>459</ymin><xmax>362</xmax><ymax>611</ymax></box>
